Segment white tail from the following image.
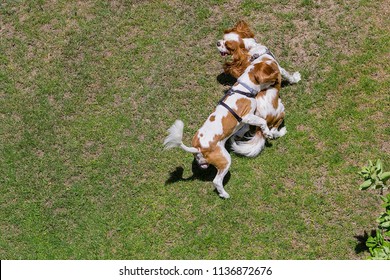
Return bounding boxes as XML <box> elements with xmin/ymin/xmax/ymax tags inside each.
<box><xmin>230</xmin><ymin>129</ymin><xmax>266</xmax><ymax>157</ymax></box>
<box><xmin>163</xmin><ymin>120</ymin><xmax>199</xmax><ymax>153</ymax></box>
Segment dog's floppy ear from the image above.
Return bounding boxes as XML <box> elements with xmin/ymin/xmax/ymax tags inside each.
<box><xmin>223</xmin><ymin>47</ymin><xmax>251</xmax><ymax>78</ymax></box>
<box><xmin>250</xmin><ymin>61</ymin><xmax>280</xmax><ymax>85</ymax></box>
<box><xmin>224</xmin><ymin>40</ymin><xmax>251</xmax><ymax>78</ymax></box>
<box><xmin>234</xmin><ymin>20</ymin><xmax>255</xmax><ymax>38</ymax></box>
<box><xmin>225</xmin><ymin>40</ymin><xmax>245</xmax><ymax>55</ymax></box>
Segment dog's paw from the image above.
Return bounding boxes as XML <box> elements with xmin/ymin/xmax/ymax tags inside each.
<box><xmin>263</xmin><ymin>130</ymin><xmax>274</xmax><ymax>140</ymax></box>
<box><xmin>292</xmin><ymin>72</ymin><xmax>301</xmax><ymax>83</ymax></box>
<box><xmin>271</xmin><ymin>126</ymin><xmax>287</xmax><ymax>138</ymax></box>
<box><xmin>278</xmin><ymin>126</ymin><xmax>287</xmax><ymax>137</ymax></box>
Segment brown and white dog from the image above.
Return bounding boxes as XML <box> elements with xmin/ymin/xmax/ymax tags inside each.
<box><xmin>217</xmin><ymin>20</ymin><xmax>301</xmax><ymax>84</ymax></box>
<box><xmin>230</xmin><ymin>55</ymin><xmax>286</xmax><ymax>158</ymax></box>
<box><xmin>214</xmin><ymin>21</ymin><xmax>290</xmax><ymax>157</ymax></box>
<box><xmin>164</xmin><ymin>60</ymin><xmax>280</xmax><ymax>198</ymax></box>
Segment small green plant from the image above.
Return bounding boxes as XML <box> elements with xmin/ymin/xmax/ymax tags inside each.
<box><xmin>358</xmin><ymin>160</ymin><xmax>390</xmax><ymax>192</ymax></box>
<box><xmin>365</xmin><ymin>194</ymin><xmax>390</xmax><ymax>260</ymax></box>
<box><xmin>359</xmin><ymin>160</ymin><xmax>390</xmax><ymax>260</ymax></box>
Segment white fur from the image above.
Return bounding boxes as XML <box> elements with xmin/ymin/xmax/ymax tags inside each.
<box><xmin>231</xmin><ymin>85</ymin><xmax>286</xmax><ymax>157</ymax></box>
<box><xmin>223</xmin><ymin>33</ymin><xmax>240</xmax><ymax>42</ymax></box>
<box><xmin>230</xmin><ymin>132</ymin><xmax>266</xmax><ymax>158</ymax></box>
<box><xmin>197</xmin><ymin>107</ymin><xmax>227</xmax><ymax>148</ymax></box>
<box><xmin>271</xmin><ymin>126</ymin><xmax>287</xmax><ymax>138</ymax></box>
<box><xmin>163</xmin><ymin>120</ymin><xmax>198</xmax><ymax>153</ymax></box>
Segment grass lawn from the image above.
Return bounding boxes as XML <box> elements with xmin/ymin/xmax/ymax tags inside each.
<box><xmin>0</xmin><ymin>0</ymin><xmax>389</xmax><ymax>259</ymax></box>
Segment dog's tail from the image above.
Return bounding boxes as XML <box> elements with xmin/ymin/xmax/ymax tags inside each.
<box><xmin>230</xmin><ymin>128</ymin><xmax>266</xmax><ymax>157</ymax></box>
<box><xmin>163</xmin><ymin>120</ymin><xmax>199</xmax><ymax>153</ymax></box>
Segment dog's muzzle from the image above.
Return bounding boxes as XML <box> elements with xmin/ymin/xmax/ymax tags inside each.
<box><xmin>217</xmin><ymin>40</ymin><xmax>228</xmax><ymax>57</ymax></box>
<box><xmin>195</xmin><ymin>153</ymin><xmax>209</xmax><ymax>169</ymax></box>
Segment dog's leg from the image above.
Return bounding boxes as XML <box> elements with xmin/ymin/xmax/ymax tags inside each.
<box><xmin>241</xmin><ymin>114</ymin><xmax>273</xmax><ymax>139</ymax></box>
<box><xmin>209</xmin><ymin>145</ymin><xmax>231</xmax><ymax>199</ymax></box>
<box><xmin>270</xmin><ymin>112</ymin><xmax>287</xmax><ymax>139</ymax></box>
<box><xmin>279</xmin><ymin>66</ymin><xmax>301</xmax><ymax>84</ymax></box>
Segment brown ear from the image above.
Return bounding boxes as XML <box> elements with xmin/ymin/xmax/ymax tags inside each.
<box><xmin>250</xmin><ymin>61</ymin><xmax>280</xmax><ymax>85</ymax></box>
<box><xmin>225</xmin><ymin>40</ymin><xmax>246</xmax><ymax>56</ymax></box>
<box><xmin>224</xmin><ymin>41</ymin><xmax>250</xmax><ymax>78</ymax></box>
<box><xmin>224</xmin><ymin>51</ymin><xmax>251</xmax><ymax>78</ymax></box>
<box><xmin>235</xmin><ymin>20</ymin><xmax>255</xmax><ymax>38</ymax></box>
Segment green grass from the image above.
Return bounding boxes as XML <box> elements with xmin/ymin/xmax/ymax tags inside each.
<box><xmin>0</xmin><ymin>0</ymin><xmax>389</xmax><ymax>259</ymax></box>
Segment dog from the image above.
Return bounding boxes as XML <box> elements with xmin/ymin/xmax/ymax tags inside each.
<box><xmin>230</xmin><ymin>54</ymin><xmax>287</xmax><ymax>158</ymax></box>
<box><xmin>215</xmin><ymin>21</ymin><xmax>290</xmax><ymax>157</ymax></box>
<box><xmin>164</xmin><ymin>60</ymin><xmax>280</xmax><ymax>198</ymax></box>
<box><xmin>216</xmin><ymin>20</ymin><xmax>301</xmax><ymax>84</ymax></box>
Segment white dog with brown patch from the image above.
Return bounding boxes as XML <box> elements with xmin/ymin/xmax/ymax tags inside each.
<box><xmin>164</xmin><ymin>60</ymin><xmax>280</xmax><ymax>198</ymax></box>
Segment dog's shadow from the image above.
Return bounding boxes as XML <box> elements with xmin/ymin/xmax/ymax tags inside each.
<box><xmin>217</xmin><ymin>72</ymin><xmax>236</xmax><ymax>86</ymax></box>
<box><xmin>217</xmin><ymin>72</ymin><xmax>292</xmax><ymax>88</ymax></box>
<box><xmin>165</xmin><ymin>159</ymin><xmax>231</xmax><ymax>187</ymax></box>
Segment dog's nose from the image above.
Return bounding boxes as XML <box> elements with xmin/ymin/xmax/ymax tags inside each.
<box><xmin>216</xmin><ymin>41</ymin><xmax>221</xmax><ymax>47</ymax></box>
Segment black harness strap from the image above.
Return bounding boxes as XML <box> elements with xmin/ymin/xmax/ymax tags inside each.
<box><xmin>218</xmin><ymin>100</ymin><xmax>242</xmax><ymax>122</ymax></box>
<box><xmin>217</xmin><ymin>82</ymin><xmax>257</xmax><ymax>123</ymax></box>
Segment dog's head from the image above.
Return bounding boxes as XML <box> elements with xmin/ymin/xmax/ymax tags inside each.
<box><xmin>216</xmin><ymin>20</ymin><xmax>254</xmax><ymax>57</ymax></box>
<box><xmin>249</xmin><ymin>59</ymin><xmax>281</xmax><ymax>88</ymax></box>
<box><xmin>217</xmin><ymin>21</ymin><xmax>256</xmax><ymax>78</ymax></box>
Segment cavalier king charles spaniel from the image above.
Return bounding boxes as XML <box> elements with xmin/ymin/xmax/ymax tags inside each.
<box><xmin>217</xmin><ymin>20</ymin><xmax>301</xmax><ymax>84</ymax></box>
<box><xmin>164</xmin><ymin>59</ymin><xmax>281</xmax><ymax>198</ymax></box>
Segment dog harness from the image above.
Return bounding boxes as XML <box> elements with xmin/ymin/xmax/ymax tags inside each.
<box><xmin>218</xmin><ymin>81</ymin><xmax>257</xmax><ymax>123</ymax></box>
<box><xmin>250</xmin><ymin>48</ymin><xmax>277</xmax><ymax>62</ymax></box>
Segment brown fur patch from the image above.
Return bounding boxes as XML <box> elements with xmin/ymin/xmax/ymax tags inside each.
<box><xmin>191</xmin><ymin>131</ymin><xmax>201</xmax><ymax>149</ymax></box>
<box><xmin>223</xmin><ymin>40</ymin><xmax>251</xmax><ymax>78</ymax></box>
<box><xmin>224</xmin><ymin>20</ymin><xmax>255</xmax><ymax>38</ymax></box>
<box><xmin>235</xmin><ymin>98</ymin><xmax>252</xmax><ymax>117</ymax></box>
<box><xmin>266</xmin><ymin>112</ymin><xmax>285</xmax><ymax>129</ymax></box>
<box><xmin>249</xmin><ymin>61</ymin><xmax>280</xmax><ymax>85</ymax></box>
<box><xmin>272</xmin><ymin>94</ymin><xmax>279</xmax><ymax>109</ymax></box>
<box><xmin>209</xmin><ymin>115</ymin><xmax>215</xmax><ymax>122</ymax></box>
<box><xmin>205</xmin><ymin>146</ymin><xmax>229</xmax><ymax>171</ymax></box>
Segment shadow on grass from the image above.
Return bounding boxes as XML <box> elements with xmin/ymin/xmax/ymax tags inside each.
<box><xmin>216</xmin><ymin>72</ymin><xmax>294</xmax><ymax>88</ymax></box>
<box><xmin>354</xmin><ymin>230</ymin><xmax>376</xmax><ymax>255</ymax></box>
<box><xmin>217</xmin><ymin>72</ymin><xmax>236</xmax><ymax>86</ymax></box>
<box><xmin>165</xmin><ymin>159</ymin><xmax>231</xmax><ymax>186</ymax></box>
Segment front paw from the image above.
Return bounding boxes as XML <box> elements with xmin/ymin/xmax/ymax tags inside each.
<box><xmin>264</xmin><ymin>131</ymin><xmax>273</xmax><ymax>139</ymax></box>
<box><xmin>262</xmin><ymin>127</ymin><xmax>273</xmax><ymax>139</ymax></box>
